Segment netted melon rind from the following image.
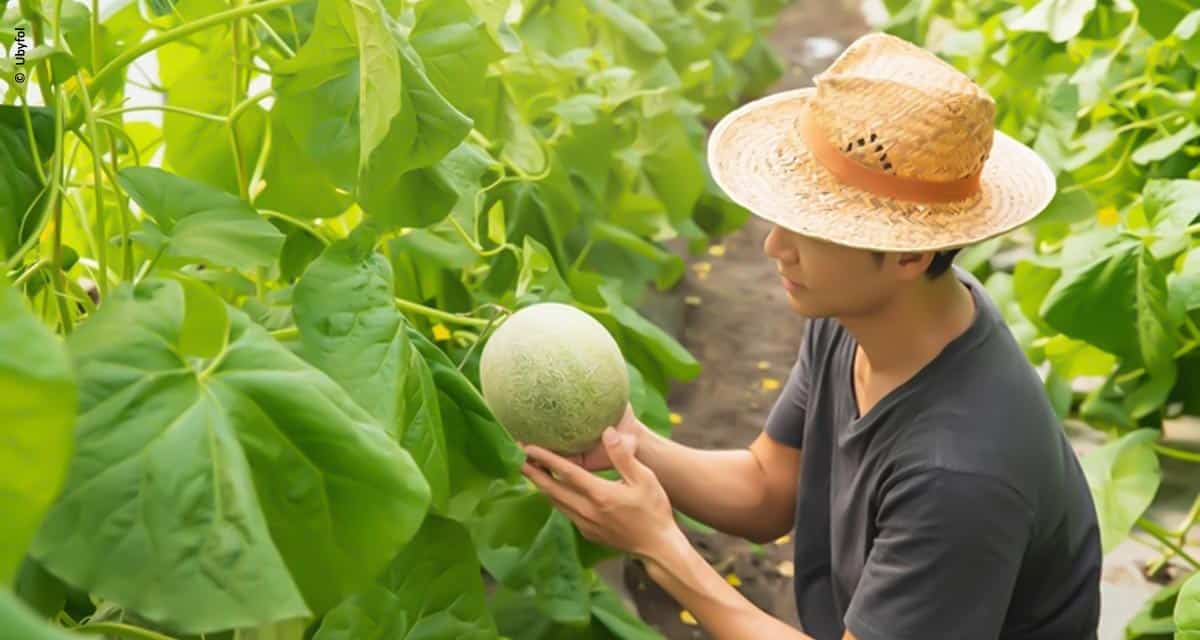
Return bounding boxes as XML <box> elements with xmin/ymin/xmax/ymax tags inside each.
<box><xmin>480</xmin><ymin>303</ymin><xmax>629</xmax><ymax>455</ymax></box>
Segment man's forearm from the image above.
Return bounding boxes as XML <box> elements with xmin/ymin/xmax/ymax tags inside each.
<box><xmin>635</xmin><ymin>426</ymin><xmax>789</xmax><ymax>542</ymax></box>
<box><xmin>643</xmin><ymin>528</ymin><xmax>811</xmax><ymax>640</ymax></box>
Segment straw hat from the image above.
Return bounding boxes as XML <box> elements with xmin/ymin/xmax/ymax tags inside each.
<box><xmin>707</xmin><ymin>32</ymin><xmax>1057</xmax><ymax>253</ymax></box>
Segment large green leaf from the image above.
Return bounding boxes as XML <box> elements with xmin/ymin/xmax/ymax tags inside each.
<box><xmin>1041</xmin><ymin>240</ymin><xmax>1142</xmax><ymax>361</ymax></box>
<box><xmin>31</xmin><ymin>279</ymin><xmax>431</xmax><ymax>633</ymax></box>
<box><xmin>256</xmin><ymin>112</ymin><xmax>354</xmax><ymax>220</ymax></box>
<box><xmin>1177</xmin><ymin>571</ymin><xmax>1200</xmax><ymax>639</ymax></box>
<box><xmin>410</xmin><ymin>0</ymin><xmax>504</xmax><ymax>122</ymax></box>
<box><xmin>0</xmin><ymin>280</ymin><xmax>75</xmax><ymax>584</ymax></box>
<box><xmin>117</xmin><ymin>167</ymin><xmax>285</xmax><ymax>271</ymax></box>
<box><xmin>1124</xmin><ymin>575</ymin><xmax>1184</xmax><ymax>638</ymax></box>
<box><xmin>0</xmin><ymin>105</ymin><xmax>56</xmax><ymax>261</ymax></box>
<box><xmin>0</xmin><ymin>589</ymin><xmax>81</xmax><ymax>640</ymax></box>
<box><xmin>1134</xmin><ymin>246</ymin><xmax>1179</xmax><ymax>380</ymax></box>
<box><xmin>314</xmin><ymin>515</ymin><xmax>499</xmax><ymax>640</ymax></box>
<box><xmin>1080</xmin><ymin>428</ymin><xmax>1161</xmax><ymax>554</ymax></box>
<box><xmin>470</xmin><ymin>483</ymin><xmax>591</xmax><ymax>625</ymax></box>
<box><xmin>1132</xmin><ymin>0</ymin><xmax>1199</xmax><ymax>39</ymax></box>
<box><xmin>273</xmin><ymin>0</ymin><xmax>472</xmax><ymax>228</ymax></box>
<box><xmin>293</xmin><ymin>227</ymin><xmax>450</xmax><ymax>513</ymax></box>
<box><xmin>404</xmin><ymin>325</ymin><xmax>524</xmax><ymax>520</ymax></box>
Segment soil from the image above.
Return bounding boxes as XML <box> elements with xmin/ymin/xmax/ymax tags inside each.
<box><xmin>615</xmin><ymin>3</ymin><xmax>873</xmax><ymax>637</ymax></box>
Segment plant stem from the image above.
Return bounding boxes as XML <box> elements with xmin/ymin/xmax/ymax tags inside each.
<box><xmin>270</xmin><ymin>326</ymin><xmax>299</xmax><ymax>340</ymax></box>
<box><xmin>11</xmin><ymin>259</ymin><xmax>50</xmax><ymax>289</ymax></box>
<box><xmin>1154</xmin><ymin>444</ymin><xmax>1200</xmax><ymax>463</ymax></box>
<box><xmin>79</xmin><ymin>0</ymin><xmax>304</xmax><ymax>119</ymax></box>
<box><xmin>74</xmin><ymin>622</ymin><xmax>178</xmax><ymax>640</ymax></box>
<box><xmin>106</xmin><ymin>127</ymin><xmax>135</xmax><ymax>280</ymax></box>
<box><xmin>394</xmin><ymin>297</ymin><xmax>491</xmax><ymax>328</ymax></box>
<box><xmin>229</xmin><ymin>89</ymin><xmax>275</xmax><ymax>125</ymax></box>
<box><xmin>1138</xmin><ymin>517</ymin><xmax>1200</xmax><ymax>570</ymax></box>
<box><xmin>49</xmin><ymin>88</ymin><xmax>73</xmax><ymax>333</ymax></box>
<box><xmin>96</xmin><ymin>104</ymin><xmax>227</xmax><ymax>123</ymax></box>
<box><xmin>74</xmin><ymin>70</ymin><xmax>108</xmax><ymax>298</ymax></box>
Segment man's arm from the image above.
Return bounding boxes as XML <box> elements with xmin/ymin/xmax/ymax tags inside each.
<box><xmin>634</xmin><ymin>425</ymin><xmax>801</xmax><ymax>544</ymax></box>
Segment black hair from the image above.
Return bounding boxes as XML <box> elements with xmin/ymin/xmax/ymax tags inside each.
<box><xmin>871</xmin><ymin>248</ymin><xmax>962</xmax><ymax>280</ymax></box>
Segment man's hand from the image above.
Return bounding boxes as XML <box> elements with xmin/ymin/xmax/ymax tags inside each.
<box><xmin>520</xmin><ymin>425</ymin><xmax>679</xmax><ymax>563</ymax></box>
<box><xmin>563</xmin><ymin>402</ymin><xmax>646</xmax><ymax>471</ymax></box>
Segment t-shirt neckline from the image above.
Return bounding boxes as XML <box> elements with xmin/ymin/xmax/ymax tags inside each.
<box><xmin>841</xmin><ymin>268</ymin><xmax>993</xmax><ymax>441</ymax></box>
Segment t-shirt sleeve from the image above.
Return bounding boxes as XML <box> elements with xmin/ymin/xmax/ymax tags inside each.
<box><xmin>843</xmin><ymin>468</ymin><xmax>1034</xmax><ymax>640</ymax></box>
<box><xmin>764</xmin><ymin>321</ymin><xmax>816</xmax><ymax>449</ymax></box>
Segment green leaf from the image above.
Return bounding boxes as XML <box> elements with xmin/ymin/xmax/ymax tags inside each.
<box><xmin>471</xmin><ymin>483</ymin><xmax>591</xmax><ymax>625</ymax></box>
<box><xmin>1132</xmin><ymin>0</ymin><xmax>1199</xmax><ymax>39</ymax></box>
<box><xmin>487</xmin><ymin>201</ymin><xmax>507</xmax><ymax>246</ymax></box>
<box><xmin>14</xmin><ymin>557</ymin><xmax>67</xmax><ymax>618</ymax></box>
<box><xmin>314</xmin><ymin>515</ymin><xmax>499</xmax><ymax>639</ymax></box>
<box><xmin>589</xmin><ymin>575</ymin><xmax>663</xmax><ymax>640</ymax></box>
<box><xmin>165</xmin><ymin>273</ymin><xmax>231</xmax><ymax>360</ymax></box>
<box><xmin>1143</xmin><ymin>179</ymin><xmax>1200</xmax><ymax>232</ymax></box>
<box><xmin>405</xmin><ymin>325</ymin><xmax>524</xmax><ymax>519</ymax></box>
<box><xmin>0</xmin><ymin>589</ymin><xmax>81</xmax><ymax>640</ymax></box>
<box><xmin>294</xmin><ymin>227</ymin><xmax>451</xmax><ymax>513</ymax></box>
<box><xmin>0</xmin><ymin>105</ymin><xmax>56</xmax><ymax>261</ymax></box>
<box><xmin>1042</xmin><ymin>240</ymin><xmax>1142</xmax><ymax>361</ymax></box>
<box><xmin>1133</xmin><ymin>123</ymin><xmax>1200</xmax><ymax>166</ymax></box>
<box><xmin>1135</xmin><ymin>246</ymin><xmax>1179</xmax><ymax>379</ymax></box>
<box><xmin>1008</xmin><ymin>0</ymin><xmax>1097</xmax><ymax>43</ymax></box>
<box><xmin>1080</xmin><ymin>428</ymin><xmax>1161</xmax><ymax>554</ymax></box>
<box><xmin>256</xmin><ymin>113</ymin><xmax>353</xmax><ymax>220</ymax></box>
<box><xmin>0</xmin><ymin>279</ymin><xmax>75</xmax><ymax>584</ymax></box>
<box><xmin>586</xmin><ymin>0</ymin><xmax>667</xmax><ymax>54</ymax></box>
<box><xmin>32</xmin><ymin>279</ymin><xmax>431</xmax><ymax>633</ymax></box>
<box><xmin>410</xmin><ymin>0</ymin><xmax>504</xmax><ymax>122</ymax></box>
<box><xmin>597</xmin><ymin>280</ymin><xmax>700</xmax><ymax>382</ymax></box>
<box><xmin>1042</xmin><ymin>335</ymin><xmax>1116</xmax><ymax>378</ymax></box>
<box><xmin>1124</xmin><ymin>576</ymin><xmax>1184</xmax><ymax>638</ymax></box>
<box><xmin>117</xmin><ymin>167</ymin><xmax>285</xmax><ymax>270</ymax></box>
<box><xmin>1177</xmin><ymin>571</ymin><xmax>1200</xmax><ymax>638</ymax></box>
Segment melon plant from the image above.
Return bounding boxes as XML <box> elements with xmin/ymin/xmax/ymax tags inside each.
<box><xmin>481</xmin><ymin>303</ymin><xmax>630</xmax><ymax>454</ymax></box>
<box><xmin>0</xmin><ymin>0</ymin><xmax>788</xmax><ymax>635</ymax></box>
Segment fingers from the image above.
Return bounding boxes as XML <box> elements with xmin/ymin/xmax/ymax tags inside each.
<box><xmin>521</xmin><ymin>460</ymin><xmax>592</xmax><ymax>517</ymax></box>
<box><xmin>523</xmin><ymin>444</ymin><xmax>602</xmax><ymax>495</ymax></box>
<box><xmin>602</xmin><ymin>427</ymin><xmax>649</xmax><ymax>482</ymax></box>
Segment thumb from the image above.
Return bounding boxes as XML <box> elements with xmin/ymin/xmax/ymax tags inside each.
<box><xmin>602</xmin><ymin>427</ymin><xmax>644</xmax><ymax>481</ymax></box>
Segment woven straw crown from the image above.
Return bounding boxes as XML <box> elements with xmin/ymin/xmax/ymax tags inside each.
<box><xmin>706</xmin><ymin>31</ymin><xmax>1057</xmax><ymax>253</ymax></box>
<box><xmin>805</xmin><ymin>33</ymin><xmax>997</xmax><ymax>183</ymax></box>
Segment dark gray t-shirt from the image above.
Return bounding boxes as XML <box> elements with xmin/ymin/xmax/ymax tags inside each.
<box><xmin>765</xmin><ymin>265</ymin><xmax>1101</xmax><ymax>640</ymax></box>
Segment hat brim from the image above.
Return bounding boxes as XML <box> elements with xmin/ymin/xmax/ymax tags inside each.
<box><xmin>706</xmin><ymin>88</ymin><xmax>1058</xmax><ymax>252</ymax></box>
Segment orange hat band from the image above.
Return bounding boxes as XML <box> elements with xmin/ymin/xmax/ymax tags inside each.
<box><xmin>795</xmin><ymin>105</ymin><xmax>983</xmax><ymax>204</ymax></box>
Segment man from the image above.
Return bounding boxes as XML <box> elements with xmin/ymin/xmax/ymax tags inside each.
<box><xmin>520</xmin><ymin>32</ymin><xmax>1102</xmax><ymax>639</ymax></box>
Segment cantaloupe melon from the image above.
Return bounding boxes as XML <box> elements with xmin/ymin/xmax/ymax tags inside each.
<box><xmin>480</xmin><ymin>302</ymin><xmax>629</xmax><ymax>455</ymax></box>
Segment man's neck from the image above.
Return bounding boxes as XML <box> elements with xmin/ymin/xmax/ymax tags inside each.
<box><xmin>839</xmin><ymin>274</ymin><xmax>977</xmax><ymax>377</ymax></box>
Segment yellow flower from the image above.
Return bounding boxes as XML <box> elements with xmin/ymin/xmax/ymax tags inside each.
<box><xmin>707</xmin><ymin>244</ymin><xmax>726</xmax><ymax>257</ymax></box>
<box><xmin>761</xmin><ymin>377</ymin><xmax>781</xmax><ymax>391</ymax></box>
<box><xmin>669</xmin><ymin>412</ymin><xmax>683</xmax><ymax>425</ymax></box>
<box><xmin>1097</xmin><ymin>206</ymin><xmax>1119</xmax><ymax>226</ymax></box>
<box><xmin>680</xmin><ymin>610</ymin><xmax>698</xmax><ymax>625</ymax></box>
<box><xmin>775</xmin><ymin>534</ymin><xmax>791</xmax><ymax>545</ymax></box>
<box><xmin>756</xmin><ymin>360</ymin><xmax>770</xmax><ymax>370</ymax></box>
<box><xmin>432</xmin><ymin>324</ymin><xmax>451</xmax><ymax>341</ymax></box>
<box><xmin>725</xmin><ymin>573</ymin><xmax>742</xmax><ymax>587</ymax></box>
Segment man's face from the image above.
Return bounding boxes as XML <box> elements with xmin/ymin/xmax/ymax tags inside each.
<box><xmin>763</xmin><ymin>224</ymin><xmax>925</xmax><ymax>319</ymax></box>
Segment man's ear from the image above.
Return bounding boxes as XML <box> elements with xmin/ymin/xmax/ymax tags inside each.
<box><xmin>894</xmin><ymin>251</ymin><xmax>934</xmax><ymax>280</ymax></box>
